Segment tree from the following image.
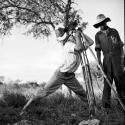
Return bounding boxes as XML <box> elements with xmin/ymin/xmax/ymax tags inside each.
<box><xmin>0</xmin><ymin>0</ymin><xmax>81</xmax><ymax>38</ymax></box>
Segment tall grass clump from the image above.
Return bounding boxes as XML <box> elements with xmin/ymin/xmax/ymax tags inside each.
<box><xmin>2</xmin><ymin>91</ymin><xmax>27</xmax><ymax>108</ymax></box>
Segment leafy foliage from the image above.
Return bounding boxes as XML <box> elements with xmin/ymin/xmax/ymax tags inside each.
<box><xmin>0</xmin><ymin>0</ymin><xmax>81</xmax><ymax>38</ymax></box>
<box><xmin>2</xmin><ymin>91</ymin><xmax>27</xmax><ymax>107</ymax></box>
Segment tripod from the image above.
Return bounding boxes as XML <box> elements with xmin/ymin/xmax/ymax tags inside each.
<box><xmin>80</xmin><ymin>42</ymin><xmax>97</xmax><ymax>118</ymax></box>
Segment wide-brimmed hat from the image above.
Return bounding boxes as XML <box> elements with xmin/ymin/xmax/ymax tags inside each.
<box><xmin>55</xmin><ymin>24</ymin><xmax>67</xmax><ymax>41</ymax></box>
<box><xmin>93</xmin><ymin>14</ymin><xmax>111</xmax><ymax>28</ymax></box>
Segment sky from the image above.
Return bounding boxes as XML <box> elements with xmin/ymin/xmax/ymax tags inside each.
<box><xmin>0</xmin><ymin>0</ymin><xmax>124</xmax><ymax>83</ymax></box>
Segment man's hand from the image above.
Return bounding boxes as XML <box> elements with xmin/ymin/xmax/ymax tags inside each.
<box><xmin>123</xmin><ymin>56</ymin><xmax>125</xmax><ymax>70</ymax></box>
<box><xmin>123</xmin><ymin>45</ymin><xmax>125</xmax><ymax>67</ymax></box>
<box><xmin>99</xmin><ymin>61</ymin><xmax>103</xmax><ymax>68</ymax></box>
<box><xmin>83</xmin><ymin>43</ymin><xmax>89</xmax><ymax>50</ymax></box>
<box><xmin>74</xmin><ymin>30</ymin><xmax>84</xmax><ymax>52</ymax></box>
<box><xmin>96</xmin><ymin>50</ymin><xmax>102</xmax><ymax>70</ymax></box>
<box><xmin>97</xmin><ymin>61</ymin><xmax>103</xmax><ymax>71</ymax></box>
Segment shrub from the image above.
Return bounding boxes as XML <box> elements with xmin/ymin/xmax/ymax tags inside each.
<box><xmin>0</xmin><ymin>99</ymin><xmax>8</xmax><ymax>107</ymax></box>
<box><xmin>0</xmin><ymin>81</ymin><xmax>3</xmax><ymax>85</ymax></box>
<box><xmin>39</xmin><ymin>82</ymin><xmax>46</xmax><ymax>88</ymax></box>
<box><xmin>2</xmin><ymin>91</ymin><xmax>27</xmax><ymax>108</ymax></box>
<box><xmin>28</xmin><ymin>82</ymin><xmax>39</xmax><ymax>88</ymax></box>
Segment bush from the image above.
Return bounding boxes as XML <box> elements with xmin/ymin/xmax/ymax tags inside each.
<box><xmin>0</xmin><ymin>99</ymin><xmax>8</xmax><ymax>107</ymax></box>
<box><xmin>28</xmin><ymin>82</ymin><xmax>39</xmax><ymax>88</ymax></box>
<box><xmin>2</xmin><ymin>91</ymin><xmax>27</xmax><ymax>108</ymax></box>
<box><xmin>0</xmin><ymin>107</ymin><xmax>21</xmax><ymax>124</ymax></box>
<box><xmin>0</xmin><ymin>81</ymin><xmax>3</xmax><ymax>85</ymax></box>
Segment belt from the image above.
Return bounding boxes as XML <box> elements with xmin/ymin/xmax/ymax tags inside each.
<box><xmin>59</xmin><ymin>72</ymin><xmax>75</xmax><ymax>77</ymax></box>
<box><xmin>104</xmin><ymin>51</ymin><xmax>121</xmax><ymax>56</ymax></box>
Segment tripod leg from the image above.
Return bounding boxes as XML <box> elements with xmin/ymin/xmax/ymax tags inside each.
<box><xmin>20</xmin><ymin>97</ymin><xmax>34</xmax><ymax>115</ymax></box>
<box><xmin>80</xmin><ymin>52</ymin><xmax>97</xmax><ymax>117</ymax></box>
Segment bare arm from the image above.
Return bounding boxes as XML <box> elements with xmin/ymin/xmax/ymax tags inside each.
<box><xmin>96</xmin><ymin>50</ymin><xmax>102</xmax><ymax>64</ymax></box>
<box><xmin>82</xmin><ymin>33</ymin><xmax>94</xmax><ymax>50</ymax></box>
<box><xmin>95</xmin><ymin>33</ymin><xmax>102</xmax><ymax>65</ymax></box>
<box><xmin>74</xmin><ymin>30</ymin><xmax>84</xmax><ymax>52</ymax></box>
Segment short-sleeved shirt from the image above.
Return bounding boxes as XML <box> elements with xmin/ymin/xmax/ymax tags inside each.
<box><xmin>95</xmin><ymin>27</ymin><xmax>123</xmax><ymax>56</ymax></box>
<box><xmin>59</xmin><ymin>35</ymin><xmax>81</xmax><ymax>73</ymax></box>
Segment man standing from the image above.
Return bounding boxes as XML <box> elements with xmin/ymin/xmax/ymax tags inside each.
<box><xmin>93</xmin><ymin>14</ymin><xmax>125</xmax><ymax>108</ymax></box>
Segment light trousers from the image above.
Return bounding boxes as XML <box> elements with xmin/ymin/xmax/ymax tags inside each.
<box><xmin>37</xmin><ymin>70</ymin><xmax>87</xmax><ymax>102</ymax></box>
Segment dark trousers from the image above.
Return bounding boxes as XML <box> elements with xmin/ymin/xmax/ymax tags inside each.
<box><xmin>102</xmin><ymin>54</ymin><xmax>125</xmax><ymax>108</ymax></box>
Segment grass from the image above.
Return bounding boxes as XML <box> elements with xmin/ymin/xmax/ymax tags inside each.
<box><xmin>2</xmin><ymin>91</ymin><xmax>27</xmax><ymax>108</ymax></box>
<box><xmin>0</xmin><ymin>82</ymin><xmax>124</xmax><ymax>125</ymax></box>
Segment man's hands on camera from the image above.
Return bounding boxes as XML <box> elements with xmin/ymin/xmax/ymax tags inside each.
<box><xmin>83</xmin><ymin>43</ymin><xmax>89</xmax><ymax>50</ymax></box>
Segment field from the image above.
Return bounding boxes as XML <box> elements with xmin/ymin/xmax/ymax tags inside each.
<box><xmin>0</xmin><ymin>78</ymin><xmax>125</xmax><ymax>125</ymax></box>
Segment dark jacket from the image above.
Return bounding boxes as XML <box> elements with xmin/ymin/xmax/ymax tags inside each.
<box><xmin>95</xmin><ymin>27</ymin><xmax>123</xmax><ymax>56</ymax></box>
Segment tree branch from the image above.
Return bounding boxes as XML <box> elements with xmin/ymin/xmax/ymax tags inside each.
<box><xmin>8</xmin><ymin>16</ymin><xmax>55</xmax><ymax>29</ymax></box>
<box><xmin>1</xmin><ymin>1</ymin><xmax>42</xmax><ymax>21</ymax></box>
<box><xmin>64</xmin><ymin>0</ymin><xmax>72</xmax><ymax>27</ymax></box>
<box><xmin>37</xmin><ymin>21</ymin><xmax>55</xmax><ymax>29</ymax></box>
<box><xmin>49</xmin><ymin>0</ymin><xmax>65</xmax><ymax>13</ymax></box>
